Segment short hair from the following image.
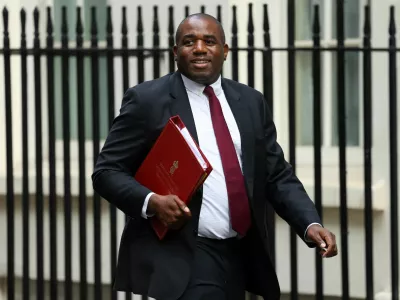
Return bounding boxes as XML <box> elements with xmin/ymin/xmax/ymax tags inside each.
<box><xmin>175</xmin><ymin>13</ymin><xmax>226</xmax><ymax>44</ymax></box>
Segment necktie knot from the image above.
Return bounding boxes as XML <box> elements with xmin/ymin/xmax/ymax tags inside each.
<box><xmin>203</xmin><ymin>86</ymin><xmax>215</xmax><ymax>98</ymax></box>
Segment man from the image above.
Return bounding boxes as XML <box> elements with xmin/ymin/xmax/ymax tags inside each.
<box><xmin>92</xmin><ymin>13</ymin><xmax>338</xmax><ymax>300</ymax></box>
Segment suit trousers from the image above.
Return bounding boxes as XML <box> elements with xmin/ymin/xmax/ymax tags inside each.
<box><xmin>176</xmin><ymin>236</ymin><xmax>246</xmax><ymax>300</ymax></box>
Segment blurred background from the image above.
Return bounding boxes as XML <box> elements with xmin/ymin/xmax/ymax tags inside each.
<box><xmin>0</xmin><ymin>0</ymin><xmax>399</xmax><ymax>299</ymax></box>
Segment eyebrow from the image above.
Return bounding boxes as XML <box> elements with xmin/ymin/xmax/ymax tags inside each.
<box><xmin>181</xmin><ymin>34</ymin><xmax>218</xmax><ymax>40</ymax></box>
<box><xmin>203</xmin><ymin>34</ymin><xmax>217</xmax><ymax>40</ymax></box>
<box><xmin>182</xmin><ymin>34</ymin><xmax>196</xmax><ymax>40</ymax></box>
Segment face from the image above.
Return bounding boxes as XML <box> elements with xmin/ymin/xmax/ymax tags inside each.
<box><xmin>173</xmin><ymin>16</ymin><xmax>229</xmax><ymax>85</ymax></box>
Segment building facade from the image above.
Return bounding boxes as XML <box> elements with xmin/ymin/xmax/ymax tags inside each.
<box><xmin>0</xmin><ymin>0</ymin><xmax>399</xmax><ymax>299</ymax></box>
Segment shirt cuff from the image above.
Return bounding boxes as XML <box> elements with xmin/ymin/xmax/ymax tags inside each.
<box><xmin>141</xmin><ymin>192</ymin><xmax>155</xmax><ymax>219</ymax></box>
<box><xmin>304</xmin><ymin>222</ymin><xmax>322</xmax><ymax>242</ymax></box>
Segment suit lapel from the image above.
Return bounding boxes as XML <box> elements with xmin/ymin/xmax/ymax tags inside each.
<box><xmin>167</xmin><ymin>72</ymin><xmax>203</xmax><ymax>228</ymax></box>
<box><xmin>168</xmin><ymin>72</ymin><xmax>199</xmax><ymax>144</ymax></box>
<box><xmin>221</xmin><ymin>79</ymin><xmax>255</xmax><ymax>198</ymax></box>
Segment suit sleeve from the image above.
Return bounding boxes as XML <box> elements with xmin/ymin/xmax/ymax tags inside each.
<box><xmin>91</xmin><ymin>88</ymin><xmax>152</xmax><ymax>219</ymax></box>
<box><xmin>259</xmin><ymin>94</ymin><xmax>322</xmax><ymax>245</ymax></box>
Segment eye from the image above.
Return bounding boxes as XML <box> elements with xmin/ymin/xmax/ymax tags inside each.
<box><xmin>205</xmin><ymin>39</ymin><xmax>216</xmax><ymax>45</ymax></box>
<box><xmin>183</xmin><ymin>40</ymin><xmax>194</xmax><ymax>46</ymax></box>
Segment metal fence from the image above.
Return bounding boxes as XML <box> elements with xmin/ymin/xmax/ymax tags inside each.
<box><xmin>1</xmin><ymin>0</ymin><xmax>398</xmax><ymax>299</ymax></box>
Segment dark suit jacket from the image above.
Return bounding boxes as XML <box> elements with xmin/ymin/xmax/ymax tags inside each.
<box><xmin>92</xmin><ymin>71</ymin><xmax>322</xmax><ymax>300</ymax></box>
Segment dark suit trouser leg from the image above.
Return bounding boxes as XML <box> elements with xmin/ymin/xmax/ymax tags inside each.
<box><xmin>178</xmin><ymin>236</ymin><xmax>246</xmax><ymax>300</ymax></box>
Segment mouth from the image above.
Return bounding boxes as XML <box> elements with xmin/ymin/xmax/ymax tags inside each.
<box><xmin>190</xmin><ymin>59</ymin><xmax>211</xmax><ymax>69</ymax></box>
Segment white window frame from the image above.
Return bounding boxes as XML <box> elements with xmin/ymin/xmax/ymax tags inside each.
<box><xmin>50</xmin><ymin>0</ymin><xmax>109</xmax><ymax>164</ymax></box>
<box><xmin>291</xmin><ymin>0</ymin><xmax>366</xmax><ymax>168</ymax></box>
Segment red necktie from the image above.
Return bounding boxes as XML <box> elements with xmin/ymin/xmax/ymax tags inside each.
<box><xmin>203</xmin><ymin>86</ymin><xmax>251</xmax><ymax>236</ymax></box>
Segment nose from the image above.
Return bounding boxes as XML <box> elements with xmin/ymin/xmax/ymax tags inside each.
<box><xmin>193</xmin><ymin>40</ymin><xmax>207</xmax><ymax>53</ymax></box>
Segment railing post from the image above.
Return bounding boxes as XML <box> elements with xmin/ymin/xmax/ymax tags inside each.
<box><xmin>61</xmin><ymin>6</ymin><xmax>72</xmax><ymax>300</ymax></box>
<box><xmin>3</xmin><ymin>7</ymin><xmax>15</xmax><ymax>300</ymax></box>
<box><xmin>121</xmin><ymin>6</ymin><xmax>129</xmax><ymax>92</ymax></box>
<box><xmin>247</xmin><ymin>3</ymin><xmax>254</xmax><ymax>88</ymax></box>
<box><xmin>312</xmin><ymin>5</ymin><xmax>323</xmax><ymax>300</ymax></box>
<box><xmin>363</xmin><ymin>5</ymin><xmax>374</xmax><ymax>300</ymax></box>
<box><xmin>287</xmin><ymin>0</ymin><xmax>298</xmax><ymax>298</ymax></box>
<box><xmin>336</xmin><ymin>1</ymin><xmax>350</xmax><ymax>298</ymax></box>
<box><xmin>168</xmin><ymin>6</ymin><xmax>175</xmax><ymax>73</ymax></box>
<box><xmin>153</xmin><ymin>6</ymin><xmax>160</xmax><ymax>79</ymax></box>
<box><xmin>137</xmin><ymin>6</ymin><xmax>144</xmax><ymax>83</ymax></box>
<box><xmin>90</xmin><ymin>6</ymin><xmax>102</xmax><ymax>300</ymax></box>
<box><xmin>33</xmin><ymin>7</ymin><xmax>44</xmax><ymax>300</ymax></box>
<box><xmin>20</xmin><ymin>8</ymin><xmax>30</xmax><ymax>300</ymax></box>
<box><xmin>389</xmin><ymin>6</ymin><xmax>399</xmax><ymax>300</ymax></box>
<box><xmin>231</xmin><ymin>5</ymin><xmax>238</xmax><ymax>82</ymax></box>
<box><xmin>106</xmin><ymin>6</ymin><xmax>118</xmax><ymax>300</ymax></box>
<box><xmin>46</xmin><ymin>6</ymin><xmax>58</xmax><ymax>300</ymax></box>
<box><xmin>76</xmin><ymin>6</ymin><xmax>88</xmax><ymax>300</ymax></box>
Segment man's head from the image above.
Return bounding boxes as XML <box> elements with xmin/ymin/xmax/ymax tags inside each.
<box><xmin>173</xmin><ymin>13</ymin><xmax>229</xmax><ymax>85</ymax></box>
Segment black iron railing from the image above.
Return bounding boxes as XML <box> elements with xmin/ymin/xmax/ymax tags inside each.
<box><xmin>1</xmin><ymin>1</ymin><xmax>398</xmax><ymax>300</ymax></box>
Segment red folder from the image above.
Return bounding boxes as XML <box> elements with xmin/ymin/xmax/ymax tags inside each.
<box><xmin>135</xmin><ymin>115</ymin><xmax>213</xmax><ymax>240</ymax></box>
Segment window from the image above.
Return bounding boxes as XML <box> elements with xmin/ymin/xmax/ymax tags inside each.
<box><xmin>294</xmin><ymin>0</ymin><xmax>364</xmax><ymax>147</ymax></box>
<box><xmin>53</xmin><ymin>0</ymin><xmax>108</xmax><ymax>141</ymax></box>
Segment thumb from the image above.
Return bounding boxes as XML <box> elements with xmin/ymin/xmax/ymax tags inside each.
<box><xmin>315</xmin><ymin>233</ymin><xmax>326</xmax><ymax>249</ymax></box>
<box><xmin>173</xmin><ymin>197</ymin><xmax>190</xmax><ymax>213</ymax></box>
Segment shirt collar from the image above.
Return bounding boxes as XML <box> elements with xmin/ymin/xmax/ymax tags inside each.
<box><xmin>180</xmin><ymin>73</ymin><xmax>223</xmax><ymax>97</ymax></box>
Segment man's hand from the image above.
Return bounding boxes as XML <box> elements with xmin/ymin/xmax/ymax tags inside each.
<box><xmin>306</xmin><ymin>224</ymin><xmax>338</xmax><ymax>258</ymax></box>
<box><xmin>147</xmin><ymin>194</ymin><xmax>191</xmax><ymax>230</ymax></box>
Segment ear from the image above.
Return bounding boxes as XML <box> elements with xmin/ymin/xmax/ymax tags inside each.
<box><xmin>173</xmin><ymin>45</ymin><xmax>178</xmax><ymax>61</ymax></box>
<box><xmin>223</xmin><ymin>43</ymin><xmax>229</xmax><ymax>60</ymax></box>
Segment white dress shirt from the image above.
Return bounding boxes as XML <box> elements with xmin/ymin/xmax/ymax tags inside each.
<box><xmin>141</xmin><ymin>74</ymin><xmax>319</xmax><ymax>240</ymax></box>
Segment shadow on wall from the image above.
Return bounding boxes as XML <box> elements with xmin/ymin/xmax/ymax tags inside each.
<box><xmin>280</xmin><ymin>295</ymin><xmax>363</xmax><ymax>300</ymax></box>
<box><xmin>0</xmin><ymin>277</ymin><xmax>365</xmax><ymax>300</ymax></box>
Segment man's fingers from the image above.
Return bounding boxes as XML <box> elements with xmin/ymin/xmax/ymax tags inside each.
<box><xmin>158</xmin><ymin>196</ymin><xmax>191</xmax><ymax>230</ymax></box>
<box><xmin>165</xmin><ymin>196</ymin><xmax>185</xmax><ymax>217</ymax></box>
<box><xmin>322</xmin><ymin>233</ymin><xmax>337</xmax><ymax>257</ymax></box>
<box><xmin>307</xmin><ymin>227</ymin><xmax>338</xmax><ymax>258</ymax></box>
<box><xmin>173</xmin><ymin>197</ymin><xmax>191</xmax><ymax>216</ymax></box>
<box><xmin>324</xmin><ymin>233</ymin><xmax>335</xmax><ymax>249</ymax></box>
<box><xmin>311</xmin><ymin>231</ymin><xmax>326</xmax><ymax>249</ymax></box>
<box><xmin>312</xmin><ymin>231</ymin><xmax>335</xmax><ymax>258</ymax></box>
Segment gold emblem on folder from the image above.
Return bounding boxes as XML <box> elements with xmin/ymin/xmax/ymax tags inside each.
<box><xmin>170</xmin><ymin>161</ymin><xmax>179</xmax><ymax>175</ymax></box>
